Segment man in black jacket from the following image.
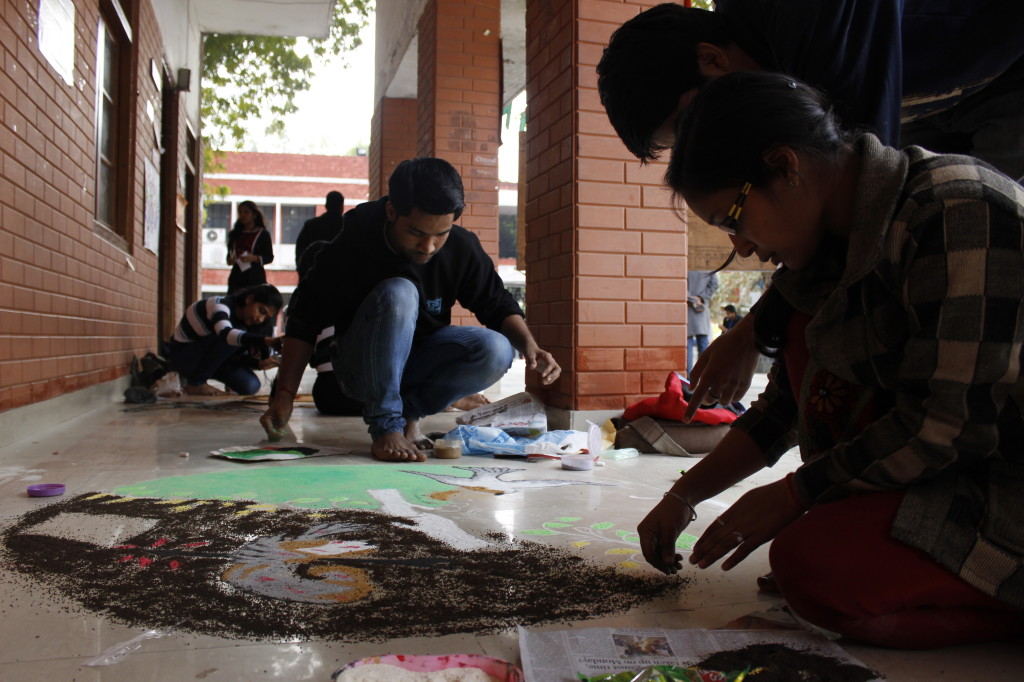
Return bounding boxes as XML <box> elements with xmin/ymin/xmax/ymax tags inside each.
<box><xmin>295</xmin><ymin>190</ymin><xmax>345</xmax><ymax>266</ymax></box>
<box><xmin>597</xmin><ymin>1</ymin><xmax>1024</xmax><ymax>177</ymax></box>
<box><xmin>262</xmin><ymin>158</ymin><xmax>560</xmax><ymax>461</ymax></box>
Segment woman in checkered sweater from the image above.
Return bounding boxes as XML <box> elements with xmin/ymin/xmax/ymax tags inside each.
<box><xmin>640</xmin><ymin>71</ymin><xmax>1024</xmax><ymax>648</ymax></box>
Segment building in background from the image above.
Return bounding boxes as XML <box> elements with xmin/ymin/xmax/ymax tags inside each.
<box><xmin>201</xmin><ymin>153</ymin><xmax>524</xmax><ymax>306</ymax></box>
<box><xmin>200</xmin><ymin>152</ymin><xmax>370</xmax><ymax>297</ymax></box>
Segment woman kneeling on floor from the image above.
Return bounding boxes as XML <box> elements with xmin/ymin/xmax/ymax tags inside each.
<box><xmin>169</xmin><ymin>283</ymin><xmax>284</xmax><ymax>396</ymax></box>
<box><xmin>638</xmin><ymin>71</ymin><xmax>1024</xmax><ymax>649</ymax></box>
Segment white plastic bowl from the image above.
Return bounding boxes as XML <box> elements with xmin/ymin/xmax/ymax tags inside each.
<box><xmin>560</xmin><ymin>454</ymin><xmax>595</xmax><ymax>471</ymax></box>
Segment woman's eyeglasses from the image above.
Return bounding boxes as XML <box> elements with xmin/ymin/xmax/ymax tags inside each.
<box><xmin>718</xmin><ymin>182</ymin><xmax>752</xmax><ymax>236</ymax></box>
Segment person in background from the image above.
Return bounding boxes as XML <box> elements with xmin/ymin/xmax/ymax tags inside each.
<box><xmin>168</xmin><ymin>283</ymin><xmax>284</xmax><ymax>397</ymax></box>
<box><xmin>638</xmin><ymin>71</ymin><xmax>1024</xmax><ymax>649</ymax></box>
<box><xmin>262</xmin><ymin>158</ymin><xmax>560</xmax><ymax>461</ymax></box>
<box><xmin>597</xmin><ymin>0</ymin><xmax>1024</xmax><ymax>420</ymax></box>
<box><xmin>286</xmin><ymin>240</ymin><xmax>494</xmax><ymax>418</ymax></box>
<box><xmin>686</xmin><ymin>270</ymin><xmax>718</xmax><ymax>375</ymax></box>
<box><xmin>295</xmin><ymin>190</ymin><xmax>345</xmax><ymax>267</ymax></box>
<box><xmin>720</xmin><ymin>304</ymin><xmax>743</xmax><ymax>332</ymax></box>
<box><xmin>227</xmin><ymin>200</ymin><xmax>274</xmax><ymax>294</ymax></box>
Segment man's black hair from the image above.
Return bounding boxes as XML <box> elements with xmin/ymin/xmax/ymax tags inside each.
<box><xmin>597</xmin><ymin>4</ymin><xmax>729</xmax><ymax>163</ymax></box>
<box><xmin>387</xmin><ymin>157</ymin><xmax>465</xmax><ymax>221</ymax></box>
<box><xmin>325</xmin><ymin>191</ymin><xmax>344</xmax><ymax>212</ymax></box>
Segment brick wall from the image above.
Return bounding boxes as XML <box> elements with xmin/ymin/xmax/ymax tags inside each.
<box><xmin>525</xmin><ymin>0</ymin><xmax>685</xmax><ymax>412</ymax></box>
<box><xmin>416</xmin><ymin>0</ymin><xmax>502</xmax><ymax>327</ymax></box>
<box><xmin>0</xmin><ymin>0</ymin><xmax>179</xmax><ymax>412</ymax></box>
<box><xmin>369</xmin><ymin>97</ymin><xmax>417</xmax><ymax>200</ymax></box>
<box><xmin>416</xmin><ymin>3</ymin><xmax>437</xmax><ymax>160</ymax></box>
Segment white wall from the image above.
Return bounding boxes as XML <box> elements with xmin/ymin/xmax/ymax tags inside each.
<box><xmin>373</xmin><ymin>0</ymin><xmax>429</xmax><ymax>101</ymax></box>
<box><xmin>149</xmin><ymin>0</ymin><xmax>203</xmax><ymax>127</ymax></box>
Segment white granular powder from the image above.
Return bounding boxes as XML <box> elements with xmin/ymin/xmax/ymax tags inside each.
<box><xmin>335</xmin><ymin>663</ymin><xmax>500</xmax><ymax>682</ymax></box>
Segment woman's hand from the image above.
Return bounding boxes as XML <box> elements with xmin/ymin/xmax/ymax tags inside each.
<box><xmin>265</xmin><ymin>335</ymin><xmax>285</xmax><ymax>352</ymax></box>
<box><xmin>257</xmin><ymin>356</ymin><xmax>280</xmax><ymax>370</ymax></box>
<box><xmin>684</xmin><ymin>312</ymin><xmax>760</xmax><ymax>420</ymax></box>
<box><xmin>689</xmin><ymin>478</ymin><xmax>804</xmax><ymax>571</ymax></box>
<box><xmin>638</xmin><ymin>492</ymin><xmax>696</xmax><ymax>574</ymax></box>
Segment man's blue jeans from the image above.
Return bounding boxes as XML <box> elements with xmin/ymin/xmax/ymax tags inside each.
<box><xmin>332</xmin><ymin>278</ymin><xmax>514</xmax><ymax>439</ymax></box>
<box><xmin>687</xmin><ymin>334</ymin><xmax>710</xmax><ymax>375</ymax></box>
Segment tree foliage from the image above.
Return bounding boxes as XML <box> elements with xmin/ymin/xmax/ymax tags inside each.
<box><xmin>201</xmin><ymin>1</ymin><xmax>373</xmax><ymax>151</ymax></box>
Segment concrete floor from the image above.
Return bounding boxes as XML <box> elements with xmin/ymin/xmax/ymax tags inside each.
<box><xmin>0</xmin><ymin>362</ymin><xmax>1019</xmax><ymax>680</ymax></box>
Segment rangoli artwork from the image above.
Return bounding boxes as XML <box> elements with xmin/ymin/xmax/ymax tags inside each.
<box><xmin>1</xmin><ymin>466</ymin><xmax>687</xmax><ymax>641</ymax></box>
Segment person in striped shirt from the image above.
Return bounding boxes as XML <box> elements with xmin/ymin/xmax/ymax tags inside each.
<box><xmin>169</xmin><ymin>283</ymin><xmax>284</xmax><ymax>396</ymax></box>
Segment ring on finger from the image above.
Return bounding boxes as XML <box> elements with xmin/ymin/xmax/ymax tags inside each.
<box><xmin>733</xmin><ymin>531</ymin><xmax>744</xmax><ymax>543</ymax></box>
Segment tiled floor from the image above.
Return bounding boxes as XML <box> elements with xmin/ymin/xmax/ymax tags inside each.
<box><xmin>0</xmin><ymin>363</ymin><xmax>1018</xmax><ymax>680</ymax></box>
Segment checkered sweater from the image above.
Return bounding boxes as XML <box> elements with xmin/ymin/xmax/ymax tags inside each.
<box><xmin>737</xmin><ymin>134</ymin><xmax>1024</xmax><ymax>606</ymax></box>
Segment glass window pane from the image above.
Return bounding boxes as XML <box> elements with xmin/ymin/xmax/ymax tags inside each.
<box><xmin>97</xmin><ymin>162</ymin><xmax>113</xmax><ymax>226</ymax></box>
<box><xmin>499</xmin><ymin>207</ymin><xmax>518</xmax><ymax>259</ymax></box>
<box><xmin>99</xmin><ymin>97</ymin><xmax>114</xmax><ymax>156</ymax></box>
<box><xmin>204</xmin><ymin>202</ymin><xmax>230</xmax><ymax>228</ymax></box>
<box><xmin>280</xmin><ymin>205</ymin><xmax>316</xmax><ymax>244</ymax></box>
<box><xmin>102</xmin><ymin>30</ymin><xmax>117</xmax><ymax>94</ymax></box>
<box><xmin>256</xmin><ymin>203</ymin><xmax>276</xmax><ymax>235</ymax></box>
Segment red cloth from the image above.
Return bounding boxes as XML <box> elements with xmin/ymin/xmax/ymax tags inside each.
<box><xmin>771</xmin><ymin>491</ymin><xmax>1022</xmax><ymax>648</ymax></box>
<box><xmin>622</xmin><ymin>371</ymin><xmax>740</xmax><ymax>425</ymax></box>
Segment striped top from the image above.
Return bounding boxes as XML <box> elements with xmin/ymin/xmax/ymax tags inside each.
<box><xmin>312</xmin><ymin>326</ymin><xmax>335</xmax><ymax>373</ymax></box>
<box><xmin>172</xmin><ymin>296</ymin><xmax>267</xmax><ymax>350</ymax></box>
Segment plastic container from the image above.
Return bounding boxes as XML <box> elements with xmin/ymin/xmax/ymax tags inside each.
<box><xmin>560</xmin><ymin>454</ymin><xmax>595</xmax><ymax>471</ymax></box>
<box><xmin>27</xmin><ymin>483</ymin><xmax>66</xmax><ymax>497</ymax></box>
<box><xmin>433</xmin><ymin>438</ymin><xmax>463</xmax><ymax>459</ymax></box>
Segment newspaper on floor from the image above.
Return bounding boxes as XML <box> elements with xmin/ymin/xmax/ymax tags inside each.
<box><xmin>210</xmin><ymin>442</ymin><xmax>351</xmax><ymax>462</ymax></box>
<box><xmin>455</xmin><ymin>391</ymin><xmax>547</xmax><ymax>437</ymax></box>
<box><xmin>518</xmin><ymin>626</ymin><xmax>883</xmax><ymax>682</ymax></box>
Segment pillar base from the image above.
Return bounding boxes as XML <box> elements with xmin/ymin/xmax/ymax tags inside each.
<box><xmin>545</xmin><ymin>407</ymin><xmax>623</xmax><ymax>433</ymax></box>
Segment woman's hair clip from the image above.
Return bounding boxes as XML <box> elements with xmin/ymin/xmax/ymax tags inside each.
<box><xmin>787</xmin><ymin>80</ymin><xmax>798</xmax><ymax>89</ymax></box>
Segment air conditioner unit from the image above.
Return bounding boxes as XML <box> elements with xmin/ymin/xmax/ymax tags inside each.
<box><xmin>202</xmin><ymin>228</ymin><xmax>228</xmax><ymax>267</ymax></box>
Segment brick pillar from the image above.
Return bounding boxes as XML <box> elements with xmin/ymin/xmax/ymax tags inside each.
<box><xmin>417</xmin><ymin>0</ymin><xmax>502</xmax><ymax>326</ymax></box>
<box><xmin>369</xmin><ymin>97</ymin><xmax>418</xmax><ymax>200</ymax></box>
<box><xmin>525</xmin><ymin>0</ymin><xmax>686</xmax><ymax>427</ymax></box>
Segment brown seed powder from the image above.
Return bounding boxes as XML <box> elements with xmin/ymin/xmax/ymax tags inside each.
<box><xmin>2</xmin><ymin>493</ymin><xmax>688</xmax><ymax>642</ymax></box>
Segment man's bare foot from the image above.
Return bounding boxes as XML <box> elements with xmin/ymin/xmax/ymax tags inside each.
<box><xmin>371</xmin><ymin>432</ymin><xmax>426</xmax><ymax>462</ymax></box>
<box><xmin>184</xmin><ymin>383</ymin><xmax>225</xmax><ymax>396</ymax></box>
<box><xmin>404</xmin><ymin>420</ymin><xmax>434</xmax><ymax>450</ymax></box>
<box><xmin>449</xmin><ymin>393</ymin><xmax>490</xmax><ymax>411</ymax></box>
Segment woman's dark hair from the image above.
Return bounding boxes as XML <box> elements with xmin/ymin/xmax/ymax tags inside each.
<box><xmin>228</xmin><ymin>200</ymin><xmax>268</xmax><ymax>243</ymax></box>
<box><xmin>597</xmin><ymin>4</ymin><xmax>729</xmax><ymax>164</ymax></box>
<box><xmin>665</xmin><ymin>71</ymin><xmax>854</xmax><ymax>198</ymax></box>
<box><xmin>666</xmin><ymin>72</ymin><xmax>856</xmax><ymax>357</ymax></box>
<box><xmin>388</xmin><ymin>158</ymin><xmax>465</xmax><ymax>221</ymax></box>
<box><xmin>231</xmin><ymin>283</ymin><xmax>283</xmax><ymax>313</ymax></box>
